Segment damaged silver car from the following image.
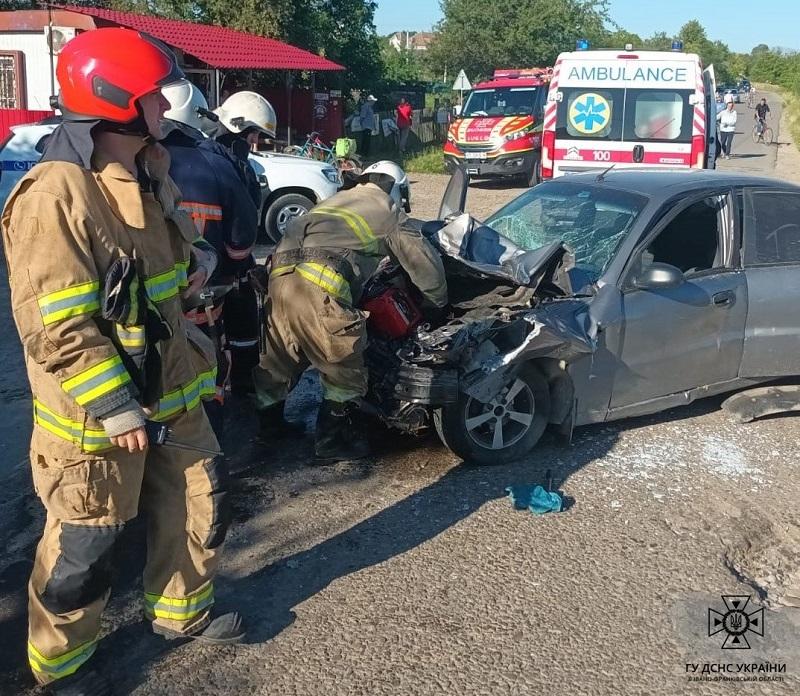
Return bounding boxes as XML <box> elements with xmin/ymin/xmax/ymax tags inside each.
<box><xmin>364</xmin><ymin>167</ymin><xmax>800</xmax><ymax>464</ymax></box>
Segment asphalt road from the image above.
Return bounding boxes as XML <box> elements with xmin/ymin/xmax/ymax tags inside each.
<box><xmin>715</xmin><ymin>92</ymin><xmax>781</xmax><ymax>174</ymax></box>
<box><xmin>0</xmin><ymin>92</ymin><xmax>798</xmax><ymax>695</ymax></box>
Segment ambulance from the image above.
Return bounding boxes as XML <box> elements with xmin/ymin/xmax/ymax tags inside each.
<box><xmin>541</xmin><ymin>42</ymin><xmax>717</xmax><ymax>179</ymax></box>
<box><xmin>443</xmin><ymin>68</ymin><xmax>551</xmax><ymax>186</ymax></box>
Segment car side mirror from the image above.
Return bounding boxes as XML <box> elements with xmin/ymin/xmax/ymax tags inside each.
<box><xmin>634</xmin><ymin>262</ymin><xmax>684</xmax><ymax>290</ymax></box>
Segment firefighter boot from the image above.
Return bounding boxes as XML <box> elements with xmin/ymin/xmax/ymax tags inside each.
<box><xmin>257</xmin><ymin>401</ymin><xmax>305</xmax><ymax>440</ymax></box>
<box><xmin>154</xmin><ymin>611</ymin><xmax>245</xmax><ymax>645</ymax></box>
<box><xmin>314</xmin><ymin>400</ymin><xmax>371</xmax><ymax>462</ymax></box>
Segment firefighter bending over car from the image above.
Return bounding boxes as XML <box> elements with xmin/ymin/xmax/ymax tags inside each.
<box><xmin>252</xmin><ymin>161</ymin><xmax>449</xmax><ymax>461</ymax></box>
<box><xmin>161</xmin><ymin>81</ymin><xmax>261</xmax><ymax>438</ymax></box>
<box><xmin>1</xmin><ymin>29</ymin><xmax>243</xmax><ymax>695</ymax></box>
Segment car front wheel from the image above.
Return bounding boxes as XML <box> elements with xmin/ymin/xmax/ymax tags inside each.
<box><xmin>264</xmin><ymin>193</ymin><xmax>315</xmax><ymax>244</ymax></box>
<box><xmin>434</xmin><ymin>364</ymin><xmax>550</xmax><ymax>465</ymax></box>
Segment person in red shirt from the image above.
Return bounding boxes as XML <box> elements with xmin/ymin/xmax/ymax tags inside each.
<box><xmin>396</xmin><ymin>97</ymin><xmax>414</xmax><ymax>154</ymax></box>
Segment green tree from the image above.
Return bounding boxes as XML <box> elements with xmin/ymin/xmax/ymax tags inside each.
<box><xmin>428</xmin><ymin>0</ymin><xmax>608</xmax><ymax>79</ymax></box>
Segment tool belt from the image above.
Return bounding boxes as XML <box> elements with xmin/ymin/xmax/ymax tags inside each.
<box><xmin>270</xmin><ymin>247</ymin><xmax>357</xmax><ymax>304</ymax></box>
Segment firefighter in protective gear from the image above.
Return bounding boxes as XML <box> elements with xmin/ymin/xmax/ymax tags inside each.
<box><xmin>1</xmin><ymin>29</ymin><xmax>243</xmax><ymax>694</ymax></box>
<box><xmin>161</xmin><ymin>81</ymin><xmax>260</xmax><ymax>438</ymax></box>
<box><xmin>252</xmin><ymin>161</ymin><xmax>448</xmax><ymax>461</ymax></box>
<box><xmin>206</xmin><ymin>91</ymin><xmax>278</xmax><ymax>394</ymax></box>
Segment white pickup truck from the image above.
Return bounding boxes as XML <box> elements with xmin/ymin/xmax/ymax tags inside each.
<box><xmin>0</xmin><ymin>120</ymin><xmax>341</xmax><ymax>243</ymax></box>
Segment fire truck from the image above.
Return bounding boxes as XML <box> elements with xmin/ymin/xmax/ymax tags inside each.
<box><xmin>443</xmin><ymin>68</ymin><xmax>552</xmax><ymax>186</ymax></box>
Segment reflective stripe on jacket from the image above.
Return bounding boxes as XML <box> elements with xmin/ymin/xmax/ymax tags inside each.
<box><xmin>1</xmin><ymin>152</ymin><xmax>218</xmax><ymax>457</ymax></box>
<box><xmin>277</xmin><ymin>184</ymin><xmax>448</xmax><ymax>307</ymax></box>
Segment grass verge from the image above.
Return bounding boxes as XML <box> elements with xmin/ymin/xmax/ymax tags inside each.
<box><xmin>402</xmin><ymin>146</ymin><xmax>447</xmax><ymax>174</ymax></box>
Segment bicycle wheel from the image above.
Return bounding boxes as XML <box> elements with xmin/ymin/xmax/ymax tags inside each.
<box><xmin>763</xmin><ymin>127</ymin><xmax>774</xmax><ymax>145</ymax></box>
<box><xmin>337</xmin><ymin>156</ymin><xmax>362</xmax><ymax>174</ymax></box>
<box><xmin>752</xmin><ymin>124</ymin><xmax>761</xmax><ymax>144</ymax></box>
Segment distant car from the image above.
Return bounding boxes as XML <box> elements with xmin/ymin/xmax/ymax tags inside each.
<box><xmin>373</xmin><ymin>167</ymin><xmax>800</xmax><ymax>464</ymax></box>
<box><xmin>723</xmin><ymin>88</ymin><xmax>741</xmax><ymax>104</ymax></box>
<box><xmin>0</xmin><ymin>120</ymin><xmax>341</xmax><ymax>244</ymax></box>
<box><xmin>738</xmin><ymin>80</ymin><xmax>751</xmax><ymax>93</ymax></box>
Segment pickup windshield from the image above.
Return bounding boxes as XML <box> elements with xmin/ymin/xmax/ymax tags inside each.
<box><xmin>462</xmin><ymin>87</ymin><xmax>540</xmax><ymax>117</ymax></box>
<box><xmin>485</xmin><ymin>180</ymin><xmax>648</xmax><ymax>281</ymax></box>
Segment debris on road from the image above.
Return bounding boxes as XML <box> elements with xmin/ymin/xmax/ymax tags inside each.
<box><xmin>505</xmin><ymin>484</ymin><xmax>563</xmax><ymax>515</ymax></box>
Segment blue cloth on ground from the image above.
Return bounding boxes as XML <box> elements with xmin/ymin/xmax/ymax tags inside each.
<box><xmin>505</xmin><ymin>484</ymin><xmax>563</xmax><ymax>515</ymax></box>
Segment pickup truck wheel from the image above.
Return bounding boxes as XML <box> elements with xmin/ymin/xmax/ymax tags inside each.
<box><xmin>264</xmin><ymin>193</ymin><xmax>315</xmax><ymax>244</ymax></box>
<box><xmin>434</xmin><ymin>364</ymin><xmax>550</xmax><ymax>465</ymax></box>
<box><xmin>526</xmin><ymin>155</ymin><xmax>541</xmax><ymax>187</ymax></box>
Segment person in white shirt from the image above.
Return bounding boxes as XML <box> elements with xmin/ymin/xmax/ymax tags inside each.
<box><xmin>716</xmin><ymin>99</ymin><xmax>738</xmax><ymax>160</ymax></box>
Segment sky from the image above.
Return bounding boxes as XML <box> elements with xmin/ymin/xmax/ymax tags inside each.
<box><xmin>373</xmin><ymin>0</ymin><xmax>800</xmax><ymax>53</ymax></box>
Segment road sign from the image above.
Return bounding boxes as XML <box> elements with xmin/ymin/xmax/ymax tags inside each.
<box><xmin>452</xmin><ymin>69</ymin><xmax>472</xmax><ymax>92</ymax></box>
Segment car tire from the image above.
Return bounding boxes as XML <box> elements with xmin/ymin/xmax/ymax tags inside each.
<box><xmin>264</xmin><ymin>193</ymin><xmax>315</xmax><ymax>244</ymax></box>
<box><xmin>526</xmin><ymin>155</ymin><xmax>542</xmax><ymax>187</ymax></box>
<box><xmin>434</xmin><ymin>363</ymin><xmax>550</xmax><ymax>465</ymax></box>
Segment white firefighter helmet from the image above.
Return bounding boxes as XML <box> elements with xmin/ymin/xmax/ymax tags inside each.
<box><xmin>214</xmin><ymin>91</ymin><xmax>277</xmax><ymax>138</ymax></box>
<box><xmin>162</xmin><ymin>79</ymin><xmax>216</xmax><ymax>134</ymax></box>
<box><xmin>361</xmin><ymin>160</ymin><xmax>411</xmax><ymax>213</ymax></box>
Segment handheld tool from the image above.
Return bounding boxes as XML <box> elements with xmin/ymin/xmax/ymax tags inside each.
<box><xmin>144</xmin><ymin>420</ymin><xmax>223</xmax><ymax>457</ymax></box>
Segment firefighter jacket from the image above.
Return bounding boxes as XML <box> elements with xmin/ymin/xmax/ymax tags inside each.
<box><xmin>163</xmin><ymin>124</ymin><xmax>259</xmax><ymax>279</ymax></box>
<box><xmin>274</xmin><ymin>183</ymin><xmax>448</xmax><ymax>308</ymax></box>
<box><xmin>1</xmin><ymin>151</ymin><xmax>218</xmax><ymax>458</ymax></box>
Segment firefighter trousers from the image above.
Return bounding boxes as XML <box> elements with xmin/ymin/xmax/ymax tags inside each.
<box><xmin>252</xmin><ymin>271</ymin><xmax>368</xmax><ymax>408</ymax></box>
<box><xmin>26</xmin><ymin>405</ymin><xmax>227</xmax><ymax>685</ymax></box>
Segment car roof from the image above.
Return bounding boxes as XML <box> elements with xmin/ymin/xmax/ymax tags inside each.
<box><xmin>552</xmin><ymin>169</ymin><xmax>800</xmax><ymax>196</ymax></box>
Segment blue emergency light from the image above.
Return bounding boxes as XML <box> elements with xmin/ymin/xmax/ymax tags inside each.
<box><xmin>576</xmin><ymin>39</ymin><xmax>590</xmax><ymax>51</ymax></box>
<box><xmin>671</xmin><ymin>40</ymin><xmax>683</xmax><ymax>51</ymax></box>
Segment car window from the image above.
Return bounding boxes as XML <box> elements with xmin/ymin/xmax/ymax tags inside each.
<box><xmin>462</xmin><ymin>87</ymin><xmax>541</xmax><ymax>117</ymax></box>
<box><xmin>485</xmin><ymin>180</ymin><xmax>647</xmax><ymax>282</ymax></box>
<box><xmin>640</xmin><ymin>197</ymin><xmax>724</xmax><ymax>275</ymax></box>
<box><xmin>35</xmin><ymin>134</ymin><xmax>51</xmax><ymax>154</ymax></box>
<box><xmin>742</xmin><ymin>189</ymin><xmax>800</xmax><ymax>265</ymax></box>
<box><xmin>625</xmin><ymin>89</ymin><xmax>693</xmax><ymax>143</ymax></box>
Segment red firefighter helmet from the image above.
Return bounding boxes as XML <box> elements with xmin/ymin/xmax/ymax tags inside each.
<box><xmin>56</xmin><ymin>28</ymin><xmax>184</xmax><ymax>123</ymax></box>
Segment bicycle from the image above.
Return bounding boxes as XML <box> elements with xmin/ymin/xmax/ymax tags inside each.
<box><xmin>284</xmin><ymin>131</ymin><xmax>362</xmax><ymax>173</ymax></box>
<box><xmin>751</xmin><ymin>118</ymin><xmax>773</xmax><ymax>145</ymax></box>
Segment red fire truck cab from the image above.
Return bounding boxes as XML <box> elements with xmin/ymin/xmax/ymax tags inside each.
<box><xmin>443</xmin><ymin>68</ymin><xmax>552</xmax><ymax>187</ymax></box>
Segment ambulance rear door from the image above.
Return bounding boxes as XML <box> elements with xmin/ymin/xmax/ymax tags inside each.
<box><xmin>703</xmin><ymin>64</ymin><xmax>718</xmax><ymax>167</ymax></box>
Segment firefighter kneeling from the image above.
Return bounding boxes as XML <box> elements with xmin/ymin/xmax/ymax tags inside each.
<box><xmin>253</xmin><ymin>161</ymin><xmax>448</xmax><ymax>461</ymax></box>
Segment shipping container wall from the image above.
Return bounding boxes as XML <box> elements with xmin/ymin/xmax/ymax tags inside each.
<box><xmin>0</xmin><ymin>108</ymin><xmax>54</xmax><ymax>141</ymax></box>
<box><xmin>0</xmin><ymin>32</ymin><xmax>57</xmax><ymax>110</ymax></box>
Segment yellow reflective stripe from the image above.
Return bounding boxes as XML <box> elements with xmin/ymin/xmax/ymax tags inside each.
<box><xmin>151</xmin><ymin>368</ymin><xmax>218</xmax><ymax>421</ymax></box>
<box><xmin>144</xmin><ymin>584</ymin><xmax>214</xmax><ymax>621</ymax></box>
<box><xmin>269</xmin><ymin>264</ymin><xmax>296</xmax><ymax>277</ymax></box>
<box><xmin>33</xmin><ymin>399</ymin><xmax>113</xmax><ymax>452</ymax></box>
<box><xmin>295</xmin><ymin>262</ymin><xmax>352</xmax><ymax>303</ymax></box>
<box><xmin>313</xmin><ymin>206</ymin><xmax>378</xmax><ymax>254</ymax></box>
<box><xmin>28</xmin><ymin>639</ymin><xmax>97</xmax><ymax>677</ymax></box>
<box><xmin>61</xmin><ymin>355</ymin><xmax>131</xmax><ymax>407</ymax></box>
<box><xmin>114</xmin><ymin>324</ymin><xmax>146</xmax><ymax>349</ymax></box>
<box><xmin>37</xmin><ymin>280</ymin><xmax>100</xmax><ymax>325</ymax></box>
<box><xmin>176</xmin><ymin>260</ymin><xmax>190</xmax><ymax>289</ymax></box>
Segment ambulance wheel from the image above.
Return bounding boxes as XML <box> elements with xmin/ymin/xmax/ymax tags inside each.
<box><xmin>526</xmin><ymin>155</ymin><xmax>541</xmax><ymax>187</ymax></box>
<box><xmin>433</xmin><ymin>364</ymin><xmax>550</xmax><ymax>465</ymax></box>
<box><xmin>264</xmin><ymin>193</ymin><xmax>314</xmax><ymax>244</ymax></box>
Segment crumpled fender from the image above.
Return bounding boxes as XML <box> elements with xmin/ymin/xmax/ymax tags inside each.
<box><xmin>460</xmin><ymin>299</ymin><xmax>596</xmax><ymax>403</ymax></box>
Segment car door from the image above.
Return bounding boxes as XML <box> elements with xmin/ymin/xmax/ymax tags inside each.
<box><xmin>609</xmin><ymin>190</ymin><xmax>747</xmax><ymax>410</ymax></box>
<box><xmin>738</xmin><ymin>187</ymin><xmax>800</xmax><ymax>376</ymax></box>
<box><xmin>703</xmin><ymin>66</ymin><xmax>718</xmax><ymax>166</ymax></box>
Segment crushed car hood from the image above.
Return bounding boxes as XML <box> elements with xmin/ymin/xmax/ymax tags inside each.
<box><xmin>426</xmin><ymin>213</ymin><xmax>575</xmax><ymax>295</ymax></box>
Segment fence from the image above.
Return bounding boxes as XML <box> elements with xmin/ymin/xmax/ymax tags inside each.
<box><xmin>0</xmin><ymin>108</ymin><xmax>53</xmax><ymax>141</ymax></box>
<box><xmin>344</xmin><ymin>108</ymin><xmax>448</xmax><ymax>157</ymax></box>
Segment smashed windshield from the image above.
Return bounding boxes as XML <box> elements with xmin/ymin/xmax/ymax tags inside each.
<box><xmin>462</xmin><ymin>87</ymin><xmax>539</xmax><ymax>117</ymax></box>
<box><xmin>484</xmin><ymin>181</ymin><xmax>648</xmax><ymax>281</ymax></box>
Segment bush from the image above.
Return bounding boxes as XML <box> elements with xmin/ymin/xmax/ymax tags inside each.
<box><xmin>402</xmin><ymin>146</ymin><xmax>447</xmax><ymax>174</ymax></box>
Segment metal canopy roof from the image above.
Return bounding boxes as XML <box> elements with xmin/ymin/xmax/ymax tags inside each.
<box><xmin>57</xmin><ymin>5</ymin><xmax>345</xmax><ymax>71</ymax></box>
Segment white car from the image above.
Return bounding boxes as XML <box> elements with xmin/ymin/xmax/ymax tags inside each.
<box><xmin>0</xmin><ymin>120</ymin><xmax>341</xmax><ymax>243</ymax></box>
<box><xmin>248</xmin><ymin>150</ymin><xmax>341</xmax><ymax>243</ymax></box>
